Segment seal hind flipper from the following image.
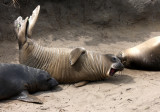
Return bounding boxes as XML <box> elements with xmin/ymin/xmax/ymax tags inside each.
<box><xmin>15</xmin><ymin>91</ymin><xmax>43</xmax><ymax>104</ymax></box>
<box><xmin>69</xmin><ymin>47</ymin><xmax>86</xmax><ymax>65</ymax></box>
<box><xmin>27</xmin><ymin>5</ymin><xmax>40</xmax><ymax>38</ymax></box>
<box><xmin>14</xmin><ymin>16</ymin><xmax>28</xmax><ymax>47</ymax></box>
<box><xmin>74</xmin><ymin>81</ymin><xmax>88</xmax><ymax>87</ymax></box>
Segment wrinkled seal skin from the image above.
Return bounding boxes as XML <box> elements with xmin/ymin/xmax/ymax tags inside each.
<box><xmin>0</xmin><ymin>63</ymin><xmax>58</xmax><ymax>103</ymax></box>
<box><xmin>20</xmin><ymin>45</ymin><xmax>123</xmax><ymax>83</ymax></box>
<box><xmin>117</xmin><ymin>36</ymin><xmax>160</xmax><ymax>70</ymax></box>
<box><xmin>14</xmin><ymin>5</ymin><xmax>124</xmax><ymax>86</ymax></box>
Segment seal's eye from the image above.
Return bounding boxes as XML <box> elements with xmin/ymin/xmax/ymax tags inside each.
<box><xmin>112</xmin><ymin>57</ymin><xmax>117</xmax><ymax>62</ymax></box>
<box><xmin>47</xmin><ymin>78</ymin><xmax>51</xmax><ymax>82</ymax></box>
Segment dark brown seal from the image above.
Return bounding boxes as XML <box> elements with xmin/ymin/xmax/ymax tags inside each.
<box><xmin>117</xmin><ymin>36</ymin><xmax>160</xmax><ymax>70</ymax></box>
<box><xmin>0</xmin><ymin>63</ymin><xmax>58</xmax><ymax>104</ymax></box>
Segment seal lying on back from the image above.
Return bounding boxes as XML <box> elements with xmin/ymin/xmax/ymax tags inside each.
<box><xmin>0</xmin><ymin>63</ymin><xmax>58</xmax><ymax>104</ymax></box>
<box><xmin>117</xmin><ymin>36</ymin><xmax>160</xmax><ymax>70</ymax></box>
<box><xmin>14</xmin><ymin>5</ymin><xmax>124</xmax><ymax>87</ymax></box>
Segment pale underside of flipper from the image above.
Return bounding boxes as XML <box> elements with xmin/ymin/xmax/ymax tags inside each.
<box><xmin>14</xmin><ymin>16</ymin><xmax>28</xmax><ymax>44</ymax></box>
<box><xmin>27</xmin><ymin>5</ymin><xmax>40</xmax><ymax>38</ymax></box>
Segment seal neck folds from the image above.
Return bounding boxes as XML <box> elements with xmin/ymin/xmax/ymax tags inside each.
<box><xmin>85</xmin><ymin>52</ymin><xmax>112</xmax><ymax>79</ymax></box>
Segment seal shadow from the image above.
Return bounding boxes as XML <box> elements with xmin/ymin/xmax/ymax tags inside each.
<box><xmin>34</xmin><ymin>85</ymin><xmax>63</xmax><ymax>96</ymax></box>
<box><xmin>0</xmin><ymin>86</ymin><xmax>63</xmax><ymax>104</ymax></box>
<box><xmin>90</xmin><ymin>74</ymin><xmax>135</xmax><ymax>86</ymax></box>
<box><xmin>0</xmin><ymin>99</ymin><xmax>14</xmax><ymax>104</ymax></box>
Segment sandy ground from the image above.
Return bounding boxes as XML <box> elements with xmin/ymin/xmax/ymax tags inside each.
<box><xmin>1</xmin><ymin>21</ymin><xmax>160</xmax><ymax>112</ymax></box>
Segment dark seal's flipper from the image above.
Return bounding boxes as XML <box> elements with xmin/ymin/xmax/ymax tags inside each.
<box><xmin>27</xmin><ymin>5</ymin><xmax>40</xmax><ymax>38</ymax></box>
<box><xmin>14</xmin><ymin>91</ymin><xmax>43</xmax><ymax>104</ymax></box>
<box><xmin>69</xmin><ymin>47</ymin><xmax>86</xmax><ymax>65</ymax></box>
<box><xmin>74</xmin><ymin>81</ymin><xmax>88</xmax><ymax>87</ymax></box>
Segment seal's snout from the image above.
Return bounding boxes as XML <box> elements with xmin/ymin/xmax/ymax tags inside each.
<box><xmin>109</xmin><ymin>62</ymin><xmax>124</xmax><ymax>76</ymax></box>
<box><xmin>49</xmin><ymin>78</ymin><xmax>59</xmax><ymax>89</ymax></box>
<box><xmin>114</xmin><ymin>63</ymin><xmax>124</xmax><ymax>71</ymax></box>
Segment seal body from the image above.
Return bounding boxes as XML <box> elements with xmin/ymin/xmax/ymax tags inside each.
<box><xmin>14</xmin><ymin>5</ymin><xmax>124</xmax><ymax>86</ymax></box>
<box><xmin>117</xmin><ymin>36</ymin><xmax>160</xmax><ymax>70</ymax></box>
<box><xmin>0</xmin><ymin>63</ymin><xmax>58</xmax><ymax>103</ymax></box>
<box><xmin>19</xmin><ymin>43</ymin><xmax>124</xmax><ymax>83</ymax></box>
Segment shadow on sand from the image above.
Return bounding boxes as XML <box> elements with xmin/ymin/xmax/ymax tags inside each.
<box><xmin>88</xmin><ymin>74</ymin><xmax>135</xmax><ymax>86</ymax></box>
<box><xmin>0</xmin><ymin>85</ymin><xmax>63</xmax><ymax>104</ymax></box>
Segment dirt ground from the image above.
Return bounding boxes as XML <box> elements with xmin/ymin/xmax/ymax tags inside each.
<box><xmin>0</xmin><ymin>17</ymin><xmax>160</xmax><ymax>112</ymax></box>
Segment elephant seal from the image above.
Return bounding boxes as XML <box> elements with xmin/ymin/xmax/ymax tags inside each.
<box><xmin>117</xmin><ymin>36</ymin><xmax>160</xmax><ymax>70</ymax></box>
<box><xmin>0</xmin><ymin>63</ymin><xmax>58</xmax><ymax>104</ymax></box>
<box><xmin>14</xmin><ymin>5</ymin><xmax>124</xmax><ymax>87</ymax></box>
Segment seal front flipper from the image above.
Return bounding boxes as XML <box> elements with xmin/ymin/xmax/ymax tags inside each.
<box><xmin>15</xmin><ymin>91</ymin><xmax>43</xmax><ymax>104</ymax></box>
<box><xmin>74</xmin><ymin>81</ymin><xmax>88</xmax><ymax>87</ymax></box>
<box><xmin>69</xmin><ymin>47</ymin><xmax>86</xmax><ymax>65</ymax></box>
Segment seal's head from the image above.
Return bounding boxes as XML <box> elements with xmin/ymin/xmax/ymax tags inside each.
<box><xmin>117</xmin><ymin>51</ymin><xmax>127</xmax><ymax>64</ymax></box>
<box><xmin>117</xmin><ymin>51</ymin><xmax>133</xmax><ymax>67</ymax></box>
<box><xmin>117</xmin><ymin>49</ymin><xmax>139</xmax><ymax>69</ymax></box>
<box><xmin>36</xmin><ymin>70</ymin><xmax>58</xmax><ymax>91</ymax></box>
<box><xmin>104</xmin><ymin>54</ymin><xmax>124</xmax><ymax>76</ymax></box>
